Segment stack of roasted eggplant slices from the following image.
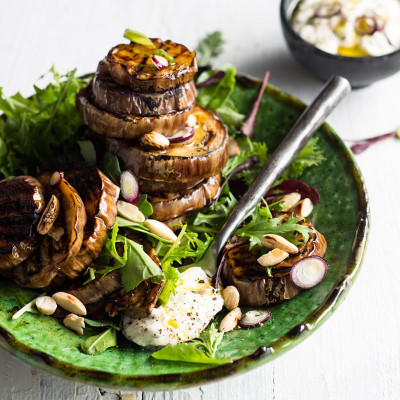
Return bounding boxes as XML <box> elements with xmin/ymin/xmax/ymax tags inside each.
<box><xmin>0</xmin><ymin>35</ymin><xmax>329</xmax><ymax>351</ymax></box>
<box><xmin>77</xmin><ymin>38</ymin><xmax>228</xmax><ymax>228</ymax></box>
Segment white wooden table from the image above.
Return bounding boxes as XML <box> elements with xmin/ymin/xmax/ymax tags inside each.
<box><xmin>1</xmin><ymin>0</ymin><xmax>399</xmax><ymax>399</ymax></box>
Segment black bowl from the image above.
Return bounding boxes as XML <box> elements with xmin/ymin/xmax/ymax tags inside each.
<box><xmin>280</xmin><ymin>0</ymin><xmax>400</xmax><ymax>87</ymax></box>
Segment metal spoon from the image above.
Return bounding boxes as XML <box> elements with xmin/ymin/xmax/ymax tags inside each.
<box><xmin>196</xmin><ymin>75</ymin><xmax>351</xmax><ymax>276</ymax></box>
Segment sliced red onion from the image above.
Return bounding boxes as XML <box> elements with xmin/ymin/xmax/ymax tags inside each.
<box><xmin>239</xmin><ymin>310</ymin><xmax>271</xmax><ymax>328</ymax></box>
<box><xmin>355</xmin><ymin>15</ymin><xmax>378</xmax><ymax>35</ymax></box>
<box><xmin>49</xmin><ymin>171</ymin><xmax>61</xmax><ymax>186</ymax></box>
<box><xmin>241</xmin><ymin>70</ymin><xmax>270</xmax><ymax>137</ymax></box>
<box><xmin>265</xmin><ymin>179</ymin><xmax>320</xmax><ymax>204</ymax></box>
<box><xmin>350</xmin><ymin>132</ymin><xmax>397</xmax><ymax>154</ymax></box>
<box><xmin>315</xmin><ymin>2</ymin><xmax>342</xmax><ymax>18</ymax></box>
<box><xmin>196</xmin><ymin>70</ymin><xmax>226</xmax><ymax>89</ymax></box>
<box><xmin>290</xmin><ymin>256</ymin><xmax>327</xmax><ymax>290</ymax></box>
<box><xmin>120</xmin><ymin>170</ymin><xmax>139</xmax><ymax>204</ymax></box>
<box><xmin>151</xmin><ymin>55</ymin><xmax>169</xmax><ymax>70</ymax></box>
<box><xmin>168</xmin><ymin>127</ymin><xmax>195</xmax><ymax>144</ymax></box>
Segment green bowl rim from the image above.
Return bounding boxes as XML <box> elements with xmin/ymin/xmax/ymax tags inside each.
<box><xmin>0</xmin><ymin>74</ymin><xmax>370</xmax><ymax>392</ymax></box>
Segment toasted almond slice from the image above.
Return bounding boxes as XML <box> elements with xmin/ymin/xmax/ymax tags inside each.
<box><xmin>290</xmin><ymin>198</ymin><xmax>314</xmax><ymax>217</ymax></box>
<box><xmin>117</xmin><ymin>200</ymin><xmax>145</xmax><ymax>223</ymax></box>
<box><xmin>281</xmin><ymin>192</ymin><xmax>302</xmax><ymax>212</ymax></box>
<box><xmin>63</xmin><ymin>313</ymin><xmax>85</xmax><ymax>335</ymax></box>
<box><xmin>228</xmin><ymin>137</ymin><xmax>240</xmax><ymax>157</ymax></box>
<box><xmin>257</xmin><ymin>248</ymin><xmax>289</xmax><ymax>267</ymax></box>
<box><xmin>222</xmin><ymin>286</ymin><xmax>240</xmax><ymax>311</ymax></box>
<box><xmin>144</xmin><ymin>219</ymin><xmax>177</xmax><ymax>242</ymax></box>
<box><xmin>261</xmin><ymin>234</ymin><xmax>299</xmax><ymax>254</ymax></box>
<box><xmin>140</xmin><ymin>131</ymin><xmax>170</xmax><ymax>151</ymax></box>
<box><xmin>186</xmin><ymin>114</ymin><xmax>198</xmax><ymax>128</ymax></box>
<box><xmin>35</xmin><ymin>296</ymin><xmax>57</xmax><ymax>316</ymax></box>
<box><xmin>52</xmin><ymin>292</ymin><xmax>87</xmax><ymax>316</ymax></box>
<box><xmin>219</xmin><ymin>307</ymin><xmax>242</xmax><ymax>332</ymax></box>
<box><xmin>37</xmin><ymin>195</ymin><xmax>60</xmax><ymax>235</ymax></box>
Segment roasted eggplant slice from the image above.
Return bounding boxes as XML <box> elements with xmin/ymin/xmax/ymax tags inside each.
<box><xmin>104</xmin><ymin>104</ymin><xmax>229</xmax><ymax>183</ymax></box>
<box><xmin>222</xmin><ymin>218</ymin><xmax>327</xmax><ymax>306</ymax></box>
<box><xmin>12</xmin><ymin>175</ymin><xmax>87</xmax><ymax>288</ymax></box>
<box><xmin>61</xmin><ymin>164</ymin><xmax>120</xmax><ymax>279</ymax></box>
<box><xmin>104</xmin><ymin>39</ymin><xmax>197</xmax><ymax>92</ymax></box>
<box><xmin>0</xmin><ymin>176</ymin><xmax>46</xmax><ymax>270</ymax></box>
<box><xmin>139</xmin><ymin>176</ymin><xmax>203</xmax><ymax>194</ymax></box>
<box><xmin>76</xmin><ymin>85</ymin><xmax>192</xmax><ymax>139</ymax></box>
<box><xmin>92</xmin><ymin>62</ymin><xmax>197</xmax><ymax>116</ymax></box>
<box><xmin>148</xmin><ymin>175</ymin><xmax>220</xmax><ymax>221</ymax></box>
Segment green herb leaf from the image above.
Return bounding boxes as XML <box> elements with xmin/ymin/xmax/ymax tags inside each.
<box><xmin>192</xmin><ymin>323</ymin><xmax>224</xmax><ymax>358</ymax></box>
<box><xmin>102</xmin><ymin>152</ymin><xmax>121</xmax><ymax>185</ymax></box>
<box><xmin>0</xmin><ymin>68</ymin><xmax>89</xmax><ymax>179</ymax></box>
<box><xmin>77</xmin><ymin>140</ymin><xmax>97</xmax><ymax>166</ymax></box>
<box><xmin>152</xmin><ymin>342</ymin><xmax>231</xmax><ymax>365</ymax></box>
<box><xmin>137</xmin><ymin>194</ymin><xmax>153</xmax><ymax>217</ymax></box>
<box><xmin>157</xmin><ymin>263</ymin><xmax>182</xmax><ymax>306</ymax></box>
<box><xmin>80</xmin><ymin>328</ymin><xmax>117</xmax><ymax>355</ymax></box>
<box><xmin>234</xmin><ymin>204</ymin><xmax>314</xmax><ymax>248</ymax></box>
<box><xmin>197</xmin><ymin>66</ymin><xmax>236</xmax><ymax>112</ymax></box>
<box><xmin>123</xmin><ymin>28</ymin><xmax>155</xmax><ymax>48</ymax></box>
<box><xmin>196</xmin><ymin>31</ymin><xmax>225</xmax><ymax>66</ymax></box>
<box><xmin>117</xmin><ymin>235</ymin><xmax>164</xmax><ymax>292</ymax></box>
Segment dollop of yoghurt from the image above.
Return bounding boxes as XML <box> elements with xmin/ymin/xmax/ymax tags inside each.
<box><xmin>122</xmin><ymin>267</ymin><xmax>223</xmax><ymax>347</ymax></box>
<box><xmin>292</xmin><ymin>0</ymin><xmax>400</xmax><ymax>56</ymax></box>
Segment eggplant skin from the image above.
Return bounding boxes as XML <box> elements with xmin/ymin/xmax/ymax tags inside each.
<box><xmin>76</xmin><ymin>85</ymin><xmax>192</xmax><ymax>139</ymax></box>
<box><xmin>61</xmin><ymin>164</ymin><xmax>120</xmax><ymax>280</ymax></box>
<box><xmin>0</xmin><ymin>176</ymin><xmax>46</xmax><ymax>270</ymax></box>
<box><xmin>139</xmin><ymin>177</ymin><xmax>203</xmax><ymax>194</ymax></box>
<box><xmin>104</xmin><ymin>104</ymin><xmax>229</xmax><ymax>183</ymax></box>
<box><xmin>105</xmin><ymin>39</ymin><xmax>197</xmax><ymax>92</ymax></box>
<box><xmin>149</xmin><ymin>175</ymin><xmax>221</xmax><ymax>221</ymax></box>
<box><xmin>92</xmin><ymin>62</ymin><xmax>197</xmax><ymax>116</ymax></box>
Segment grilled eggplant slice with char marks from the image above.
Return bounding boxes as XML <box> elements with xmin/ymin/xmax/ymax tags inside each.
<box><xmin>0</xmin><ymin>176</ymin><xmax>46</xmax><ymax>270</ymax></box>
<box><xmin>11</xmin><ymin>175</ymin><xmax>87</xmax><ymax>288</ymax></box>
<box><xmin>104</xmin><ymin>104</ymin><xmax>229</xmax><ymax>183</ymax></box>
<box><xmin>148</xmin><ymin>175</ymin><xmax>221</xmax><ymax>221</ymax></box>
<box><xmin>61</xmin><ymin>164</ymin><xmax>119</xmax><ymax>279</ymax></box>
<box><xmin>76</xmin><ymin>85</ymin><xmax>192</xmax><ymax>139</ymax></box>
<box><xmin>222</xmin><ymin>217</ymin><xmax>327</xmax><ymax>306</ymax></box>
<box><xmin>104</xmin><ymin>39</ymin><xmax>197</xmax><ymax>92</ymax></box>
<box><xmin>92</xmin><ymin>61</ymin><xmax>197</xmax><ymax>116</ymax></box>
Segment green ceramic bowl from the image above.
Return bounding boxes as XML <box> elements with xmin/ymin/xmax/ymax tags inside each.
<box><xmin>0</xmin><ymin>75</ymin><xmax>369</xmax><ymax>391</ymax></box>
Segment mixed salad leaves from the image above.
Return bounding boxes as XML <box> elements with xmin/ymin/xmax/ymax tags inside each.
<box><xmin>3</xmin><ymin>31</ymin><xmax>327</xmax><ymax>362</ymax></box>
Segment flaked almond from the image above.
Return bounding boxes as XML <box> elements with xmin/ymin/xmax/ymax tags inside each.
<box><xmin>140</xmin><ymin>131</ymin><xmax>170</xmax><ymax>151</ymax></box>
<box><xmin>222</xmin><ymin>286</ymin><xmax>240</xmax><ymax>311</ymax></box>
<box><xmin>52</xmin><ymin>292</ymin><xmax>87</xmax><ymax>316</ymax></box>
<box><xmin>219</xmin><ymin>307</ymin><xmax>242</xmax><ymax>333</ymax></box>
<box><xmin>144</xmin><ymin>219</ymin><xmax>177</xmax><ymax>242</ymax></box>
<box><xmin>37</xmin><ymin>195</ymin><xmax>60</xmax><ymax>235</ymax></box>
<box><xmin>257</xmin><ymin>248</ymin><xmax>289</xmax><ymax>267</ymax></box>
<box><xmin>197</xmin><ymin>286</ymin><xmax>213</xmax><ymax>296</ymax></box>
<box><xmin>35</xmin><ymin>296</ymin><xmax>57</xmax><ymax>316</ymax></box>
<box><xmin>290</xmin><ymin>198</ymin><xmax>314</xmax><ymax>217</ymax></box>
<box><xmin>281</xmin><ymin>192</ymin><xmax>302</xmax><ymax>211</ymax></box>
<box><xmin>186</xmin><ymin>114</ymin><xmax>198</xmax><ymax>128</ymax></box>
<box><xmin>228</xmin><ymin>137</ymin><xmax>241</xmax><ymax>157</ymax></box>
<box><xmin>63</xmin><ymin>313</ymin><xmax>85</xmax><ymax>335</ymax></box>
<box><xmin>261</xmin><ymin>234</ymin><xmax>299</xmax><ymax>254</ymax></box>
<box><xmin>117</xmin><ymin>200</ymin><xmax>145</xmax><ymax>223</ymax></box>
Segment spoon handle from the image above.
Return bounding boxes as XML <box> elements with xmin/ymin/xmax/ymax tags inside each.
<box><xmin>202</xmin><ymin>75</ymin><xmax>351</xmax><ymax>275</ymax></box>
